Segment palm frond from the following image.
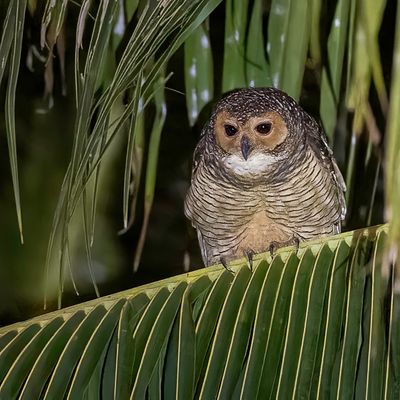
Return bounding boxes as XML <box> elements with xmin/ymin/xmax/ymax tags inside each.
<box><xmin>184</xmin><ymin>21</ymin><xmax>214</xmax><ymax>126</ymax></box>
<box><xmin>133</xmin><ymin>70</ymin><xmax>168</xmax><ymax>271</ymax></box>
<box><xmin>385</xmin><ymin>0</ymin><xmax>400</xmax><ymax>280</ymax></box>
<box><xmin>41</xmin><ymin>0</ymin><xmax>223</xmax><ymax>305</ymax></box>
<box><xmin>319</xmin><ymin>0</ymin><xmax>351</xmax><ymax>141</ymax></box>
<box><xmin>0</xmin><ymin>0</ymin><xmax>26</xmax><ymax>243</ymax></box>
<box><xmin>0</xmin><ymin>225</ymin><xmax>398</xmax><ymax>398</ymax></box>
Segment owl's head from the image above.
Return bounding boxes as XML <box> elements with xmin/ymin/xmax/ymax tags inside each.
<box><xmin>208</xmin><ymin>87</ymin><xmax>308</xmax><ymax>176</ymax></box>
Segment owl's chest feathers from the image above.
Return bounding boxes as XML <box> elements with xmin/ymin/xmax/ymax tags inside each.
<box><xmin>236</xmin><ymin>209</ymin><xmax>291</xmax><ymax>254</ymax></box>
<box><xmin>206</xmin><ymin>178</ymin><xmax>293</xmax><ymax>251</ymax></box>
<box><xmin>188</xmin><ymin>150</ymin><xmax>333</xmax><ymax>245</ymax></box>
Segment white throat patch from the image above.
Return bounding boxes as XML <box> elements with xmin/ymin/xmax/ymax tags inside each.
<box><xmin>223</xmin><ymin>153</ymin><xmax>279</xmax><ymax>176</ymax></box>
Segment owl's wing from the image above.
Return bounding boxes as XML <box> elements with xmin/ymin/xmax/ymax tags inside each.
<box><xmin>196</xmin><ymin>229</ymin><xmax>210</xmax><ymax>266</ymax></box>
<box><xmin>306</xmin><ymin>117</ymin><xmax>347</xmax><ymax>222</ymax></box>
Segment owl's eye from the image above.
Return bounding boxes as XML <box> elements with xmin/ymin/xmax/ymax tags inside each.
<box><xmin>255</xmin><ymin>122</ymin><xmax>272</xmax><ymax>135</ymax></box>
<box><xmin>224</xmin><ymin>124</ymin><xmax>238</xmax><ymax>137</ymax></box>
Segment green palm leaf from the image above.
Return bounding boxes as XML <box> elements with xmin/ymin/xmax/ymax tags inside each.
<box><xmin>0</xmin><ymin>0</ymin><xmax>26</xmax><ymax>243</ymax></box>
<box><xmin>0</xmin><ymin>225</ymin><xmax>398</xmax><ymax>398</ymax></box>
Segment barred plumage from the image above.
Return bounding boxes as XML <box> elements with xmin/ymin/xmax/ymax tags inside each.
<box><xmin>185</xmin><ymin>88</ymin><xmax>346</xmax><ymax>266</ymax></box>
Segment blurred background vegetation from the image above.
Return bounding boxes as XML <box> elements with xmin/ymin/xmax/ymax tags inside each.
<box><xmin>0</xmin><ymin>0</ymin><xmax>398</xmax><ymax>325</ymax></box>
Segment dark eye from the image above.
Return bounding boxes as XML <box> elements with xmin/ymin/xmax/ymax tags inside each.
<box><xmin>224</xmin><ymin>124</ymin><xmax>238</xmax><ymax>137</ymax></box>
<box><xmin>255</xmin><ymin>122</ymin><xmax>272</xmax><ymax>135</ymax></box>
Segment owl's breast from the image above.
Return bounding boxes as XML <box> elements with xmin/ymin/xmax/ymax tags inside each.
<box><xmin>236</xmin><ymin>208</ymin><xmax>292</xmax><ymax>254</ymax></box>
<box><xmin>184</xmin><ymin>168</ymin><xmax>256</xmax><ymax>231</ymax></box>
<box><xmin>185</xmin><ymin>149</ymin><xmax>343</xmax><ymax>265</ymax></box>
<box><xmin>184</xmin><ymin>167</ymin><xmax>290</xmax><ymax>262</ymax></box>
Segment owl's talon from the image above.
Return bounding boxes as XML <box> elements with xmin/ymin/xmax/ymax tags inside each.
<box><xmin>293</xmin><ymin>237</ymin><xmax>300</xmax><ymax>254</ymax></box>
<box><xmin>244</xmin><ymin>250</ymin><xmax>254</xmax><ymax>271</ymax></box>
<box><xmin>268</xmin><ymin>237</ymin><xmax>300</xmax><ymax>257</ymax></box>
<box><xmin>268</xmin><ymin>242</ymin><xmax>278</xmax><ymax>257</ymax></box>
<box><xmin>220</xmin><ymin>257</ymin><xmax>234</xmax><ymax>273</ymax></box>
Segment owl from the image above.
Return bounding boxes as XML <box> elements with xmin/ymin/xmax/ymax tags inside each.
<box><xmin>184</xmin><ymin>87</ymin><xmax>346</xmax><ymax>267</ymax></box>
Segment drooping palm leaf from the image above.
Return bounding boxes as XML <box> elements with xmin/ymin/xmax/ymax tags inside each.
<box><xmin>133</xmin><ymin>70</ymin><xmax>168</xmax><ymax>271</ymax></box>
<box><xmin>386</xmin><ymin>0</ymin><xmax>400</xmax><ymax>280</ymax></box>
<box><xmin>267</xmin><ymin>0</ymin><xmax>311</xmax><ymax>100</ymax></box>
<box><xmin>222</xmin><ymin>0</ymin><xmax>249</xmax><ymax>91</ymax></box>
<box><xmin>184</xmin><ymin>21</ymin><xmax>214</xmax><ymax>126</ymax></box>
<box><xmin>0</xmin><ymin>225</ymin><xmax>398</xmax><ymax>398</ymax></box>
<box><xmin>0</xmin><ymin>0</ymin><xmax>26</xmax><ymax>243</ymax></box>
<box><xmin>245</xmin><ymin>0</ymin><xmax>270</xmax><ymax>87</ymax></box>
<box><xmin>39</xmin><ymin>0</ymin><xmax>224</xmax><ymax>305</ymax></box>
<box><xmin>319</xmin><ymin>0</ymin><xmax>351</xmax><ymax>141</ymax></box>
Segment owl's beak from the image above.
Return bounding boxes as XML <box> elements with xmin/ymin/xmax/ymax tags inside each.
<box><xmin>240</xmin><ymin>135</ymin><xmax>252</xmax><ymax>160</ymax></box>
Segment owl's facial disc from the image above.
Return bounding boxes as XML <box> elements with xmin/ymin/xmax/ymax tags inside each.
<box><xmin>214</xmin><ymin>110</ymin><xmax>289</xmax><ymax>175</ymax></box>
<box><xmin>215</xmin><ymin>109</ymin><xmax>288</xmax><ymax>153</ymax></box>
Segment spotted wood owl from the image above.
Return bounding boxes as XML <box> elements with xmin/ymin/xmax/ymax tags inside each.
<box><xmin>184</xmin><ymin>87</ymin><xmax>346</xmax><ymax>266</ymax></box>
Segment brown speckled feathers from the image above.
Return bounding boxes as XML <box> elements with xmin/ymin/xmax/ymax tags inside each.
<box><xmin>185</xmin><ymin>87</ymin><xmax>346</xmax><ymax>266</ymax></box>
